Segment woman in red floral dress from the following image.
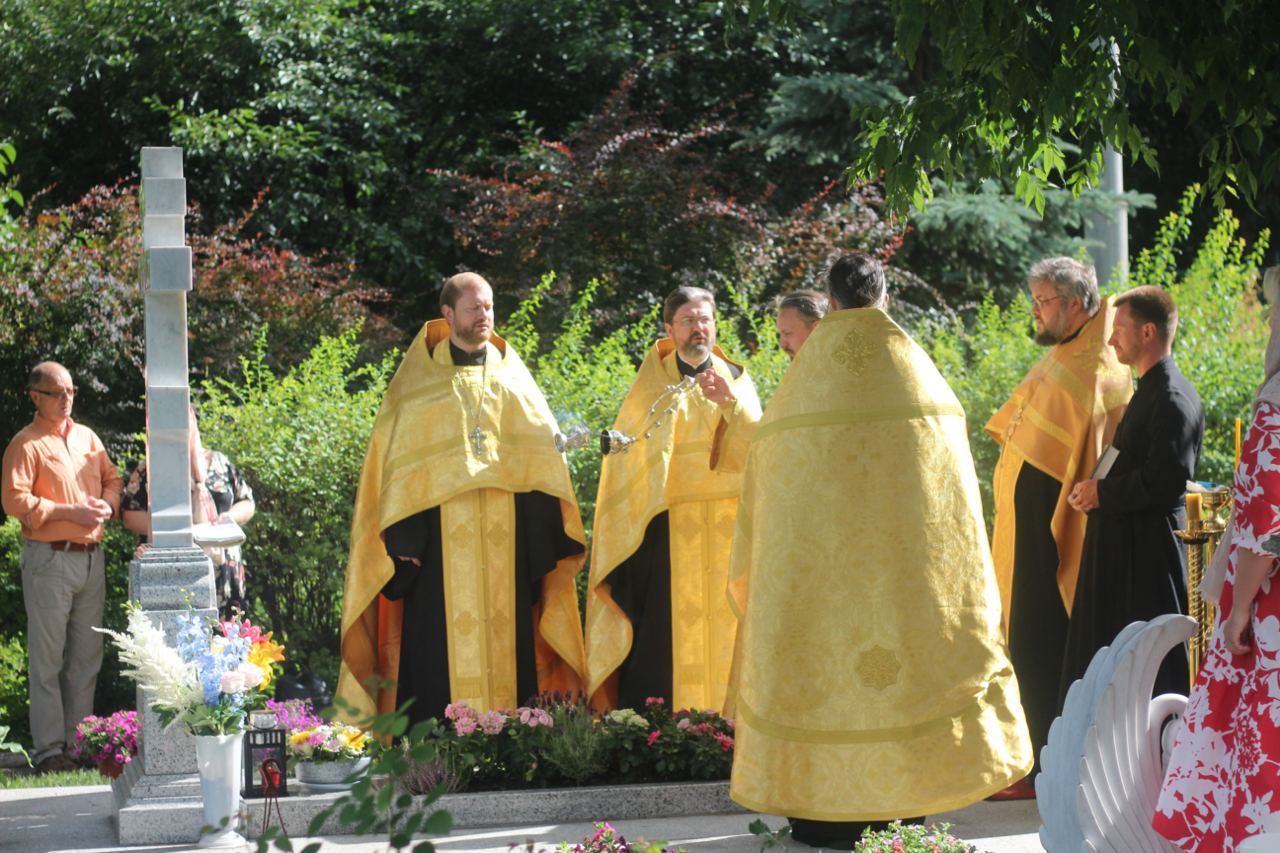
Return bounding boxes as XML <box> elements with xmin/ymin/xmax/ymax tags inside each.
<box><xmin>1155</xmin><ymin>269</ymin><xmax>1280</xmax><ymax>852</ymax></box>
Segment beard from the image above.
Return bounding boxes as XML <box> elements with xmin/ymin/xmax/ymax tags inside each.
<box><xmin>1034</xmin><ymin>314</ymin><xmax>1070</xmax><ymax>346</ymax></box>
<box><xmin>456</xmin><ymin>321</ymin><xmax>492</xmax><ymax>348</ymax></box>
<box><xmin>678</xmin><ymin>339</ymin><xmax>711</xmax><ymax>365</ymax></box>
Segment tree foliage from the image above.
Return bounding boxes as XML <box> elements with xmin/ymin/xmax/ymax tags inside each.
<box><xmin>743</xmin><ymin>0</ymin><xmax>1280</xmax><ymax>216</ymax></box>
<box><xmin>0</xmin><ymin>181</ymin><xmax>394</xmax><ymax>456</ymax></box>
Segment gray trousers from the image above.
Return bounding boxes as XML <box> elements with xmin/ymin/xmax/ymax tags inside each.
<box><xmin>21</xmin><ymin>540</ymin><xmax>105</xmax><ymax>763</ymax></box>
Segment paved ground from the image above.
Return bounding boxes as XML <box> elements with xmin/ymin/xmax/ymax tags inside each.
<box><xmin>0</xmin><ymin>784</ymin><xmax>1044</xmax><ymax>853</ymax></box>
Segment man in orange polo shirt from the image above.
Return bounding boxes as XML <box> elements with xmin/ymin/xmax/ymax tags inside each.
<box><xmin>2</xmin><ymin>362</ymin><xmax>121</xmax><ymax>773</ymax></box>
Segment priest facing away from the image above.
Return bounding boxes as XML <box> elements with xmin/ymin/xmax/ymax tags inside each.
<box><xmin>727</xmin><ymin>253</ymin><xmax>1033</xmax><ymax>850</ymax></box>
<box><xmin>337</xmin><ymin>272</ymin><xmax>588</xmax><ymax>728</ymax></box>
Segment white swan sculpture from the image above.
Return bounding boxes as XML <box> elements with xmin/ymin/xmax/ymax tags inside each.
<box><xmin>1037</xmin><ymin>614</ymin><xmax>1194</xmax><ymax>853</ymax></box>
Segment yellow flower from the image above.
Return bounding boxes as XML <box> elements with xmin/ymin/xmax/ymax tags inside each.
<box><xmin>247</xmin><ymin>635</ymin><xmax>285</xmax><ymax>690</ymax></box>
<box><xmin>337</xmin><ymin>727</ymin><xmax>367</xmax><ymax>753</ymax></box>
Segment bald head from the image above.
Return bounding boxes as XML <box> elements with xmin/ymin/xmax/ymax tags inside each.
<box><xmin>440</xmin><ymin>272</ymin><xmax>492</xmax><ymax>311</ymax></box>
<box><xmin>28</xmin><ymin>361</ymin><xmax>71</xmax><ymax>390</ymax></box>
<box><xmin>27</xmin><ymin>361</ymin><xmax>77</xmax><ymax>421</ymax></box>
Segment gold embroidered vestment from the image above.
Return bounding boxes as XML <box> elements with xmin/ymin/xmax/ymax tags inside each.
<box><xmin>728</xmin><ymin>308</ymin><xmax>1032</xmax><ymax>820</ymax></box>
<box><xmin>337</xmin><ymin>320</ymin><xmax>586</xmax><ymax>721</ymax></box>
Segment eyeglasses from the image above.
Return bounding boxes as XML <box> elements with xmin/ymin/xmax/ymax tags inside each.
<box><xmin>1030</xmin><ymin>294</ymin><xmax>1064</xmax><ymax>310</ymax></box>
<box><xmin>675</xmin><ymin>315</ymin><xmax>715</xmax><ymax>328</ymax></box>
<box><xmin>32</xmin><ymin>387</ymin><xmax>78</xmax><ymax>399</ymax></box>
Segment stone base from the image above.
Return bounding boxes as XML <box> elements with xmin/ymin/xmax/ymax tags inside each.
<box><xmin>245</xmin><ymin>779</ymin><xmax>742</xmax><ymax>840</ymax></box>
<box><xmin>112</xmin><ymin>758</ymin><xmax>208</xmax><ymax>845</ymax></box>
<box><xmin>113</xmin><ymin>771</ymin><xmax>740</xmax><ymax>844</ymax></box>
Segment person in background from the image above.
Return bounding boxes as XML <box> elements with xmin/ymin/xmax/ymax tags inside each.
<box><xmin>984</xmin><ymin>257</ymin><xmax>1131</xmax><ymax>798</ymax></box>
<box><xmin>774</xmin><ymin>289</ymin><xmax>829</xmax><ymax>360</ymax></box>
<box><xmin>2</xmin><ymin>362</ymin><xmax>122</xmax><ymax>773</ymax></box>
<box><xmin>1059</xmin><ymin>285</ymin><xmax>1202</xmax><ymax>705</ymax></box>
<box><xmin>122</xmin><ymin>407</ymin><xmax>255</xmax><ymax>618</ymax></box>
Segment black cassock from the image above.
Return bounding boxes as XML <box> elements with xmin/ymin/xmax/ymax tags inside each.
<box><xmin>1058</xmin><ymin>356</ymin><xmax>1204</xmax><ymax>709</ymax></box>
<box><xmin>381</xmin><ymin>493</ymin><xmax>583</xmax><ymax>728</ymax></box>
<box><xmin>604</xmin><ymin>353</ymin><xmax>740</xmax><ymax>711</ymax></box>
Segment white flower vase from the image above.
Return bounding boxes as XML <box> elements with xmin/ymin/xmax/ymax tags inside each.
<box><xmin>194</xmin><ymin>732</ymin><xmax>245</xmax><ymax>848</ymax></box>
<box><xmin>296</xmin><ymin>756</ymin><xmax>372</xmax><ymax>791</ymax></box>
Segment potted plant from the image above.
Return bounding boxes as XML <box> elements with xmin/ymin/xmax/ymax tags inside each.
<box><xmin>852</xmin><ymin>821</ymin><xmax>984</xmax><ymax>853</ymax></box>
<box><xmin>272</xmin><ymin>699</ymin><xmax>374</xmax><ymax>790</ymax></box>
<box><xmin>70</xmin><ymin>710</ymin><xmax>140</xmax><ymax>779</ymax></box>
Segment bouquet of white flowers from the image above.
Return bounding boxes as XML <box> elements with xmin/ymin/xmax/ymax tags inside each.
<box><xmin>98</xmin><ymin>604</ymin><xmax>284</xmax><ymax>736</ymax></box>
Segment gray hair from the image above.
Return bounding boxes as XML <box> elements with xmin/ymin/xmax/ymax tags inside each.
<box><xmin>1028</xmin><ymin>256</ymin><xmax>1100</xmax><ymax>315</ymax></box>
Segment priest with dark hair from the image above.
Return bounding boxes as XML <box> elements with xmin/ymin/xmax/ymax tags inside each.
<box><xmin>729</xmin><ymin>253</ymin><xmax>1032</xmax><ymax>848</ymax></box>
<box><xmin>1059</xmin><ymin>285</ymin><xmax>1203</xmax><ymax>703</ymax></box>
<box><xmin>586</xmin><ymin>285</ymin><xmax>761</xmax><ymax>713</ymax></box>
<box><xmin>337</xmin><ymin>272</ymin><xmax>587</xmax><ymax>727</ymax></box>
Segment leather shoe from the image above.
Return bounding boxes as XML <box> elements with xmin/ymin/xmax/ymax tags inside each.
<box><xmin>987</xmin><ymin>777</ymin><xmax>1036</xmax><ymax>800</ymax></box>
<box><xmin>36</xmin><ymin>753</ymin><xmax>79</xmax><ymax>774</ymax></box>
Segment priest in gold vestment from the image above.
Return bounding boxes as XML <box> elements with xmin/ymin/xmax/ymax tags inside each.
<box><xmin>985</xmin><ymin>257</ymin><xmax>1130</xmax><ymax>795</ymax></box>
<box><xmin>337</xmin><ymin>273</ymin><xmax>587</xmax><ymax>727</ymax></box>
<box><xmin>586</xmin><ymin>286</ymin><xmax>761</xmax><ymax>712</ymax></box>
<box><xmin>729</xmin><ymin>255</ymin><xmax>1031</xmax><ymax>848</ymax></box>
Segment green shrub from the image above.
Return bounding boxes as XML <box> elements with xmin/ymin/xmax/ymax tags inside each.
<box><xmin>0</xmin><ymin>638</ymin><xmax>27</xmax><ymax>747</ymax></box>
<box><xmin>1137</xmin><ymin>187</ymin><xmax>1271</xmax><ymax>485</ymax></box>
<box><xmin>197</xmin><ymin>325</ymin><xmax>398</xmax><ymax>692</ymax></box>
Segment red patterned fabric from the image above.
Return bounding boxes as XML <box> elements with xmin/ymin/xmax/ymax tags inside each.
<box><xmin>1154</xmin><ymin>401</ymin><xmax>1280</xmax><ymax>852</ymax></box>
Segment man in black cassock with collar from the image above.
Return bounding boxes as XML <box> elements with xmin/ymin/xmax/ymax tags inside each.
<box><xmin>1059</xmin><ymin>285</ymin><xmax>1204</xmax><ymax>706</ymax></box>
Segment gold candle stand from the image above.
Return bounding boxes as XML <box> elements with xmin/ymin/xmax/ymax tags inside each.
<box><xmin>1175</xmin><ymin>487</ymin><xmax>1231</xmax><ymax>684</ymax></box>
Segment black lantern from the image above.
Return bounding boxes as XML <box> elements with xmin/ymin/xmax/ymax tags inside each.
<box><xmin>243</xmin><ymin>712</ymin><xmax>289</xmax><ymax>799</ymax></box>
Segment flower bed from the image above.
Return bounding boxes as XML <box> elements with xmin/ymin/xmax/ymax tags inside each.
<box><xmin>405</xmin><ymin>696</ymin><xmax>734</xmax><ymax>793</ymax></box>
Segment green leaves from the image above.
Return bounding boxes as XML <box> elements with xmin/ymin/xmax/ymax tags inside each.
<box><xmin>737</xmin><ymin>0</ymin><xmax>1280</xmax><ymax>215</ymax></box>
<box><xmin>199</xmin><ymin>326</ymin><xmax>398</xmax><ymax>685</ymax></box>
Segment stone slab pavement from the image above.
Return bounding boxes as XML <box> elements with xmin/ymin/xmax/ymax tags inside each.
<box><xmin>0</xmin><ymin>784</ymin><xmax>1044</xmax><ymax>853</ymax></box>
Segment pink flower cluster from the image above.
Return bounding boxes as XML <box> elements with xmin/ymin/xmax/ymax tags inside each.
<box><xmin>71</xmin><ymin>710</ymin><xmax>140</xmax><ymax>767</ymax></box>
<box><xmin>265</xmin><ymin>698</ymin><xmax>323</xmax><ymax>733</ymax></box>
<box><xmin>444</xmin><ymin>701</ymin><xmax>512</xmax><ymax>736</ymax></box>
<box><xmin>673</xmin><ymin>717</ymin><xmax>733</xmax><ymax>750</ymax></box>
<box><xmin>516</xmin><ymin>706</ymin><xmax>553</xmax><ymax>727</ymax></box>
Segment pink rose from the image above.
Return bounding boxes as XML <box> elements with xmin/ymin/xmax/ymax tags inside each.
<box><xmin>219</xmin><ymin>671</ymin><xmax>247</xmax><ymax>694</ymax></box>
<box><xmin>676</xmin><ymin>718</ymin><xmax>692</xmax><ymax>731</ymax></box>
<box><xmin>646</xmin><ymin>730</ymin><xmax>661</xmax><ymax>746</ymax></box>
<box><xmin>644</xmin><ymin>696</ymin><xmax>665</xmax><ymax>707</ymax></box>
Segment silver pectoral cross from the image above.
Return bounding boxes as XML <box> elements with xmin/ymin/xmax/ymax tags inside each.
<box><xmin>470</xmin><ymin>426</ymin><xmax>485</xmax><ymax>457</ymax></box>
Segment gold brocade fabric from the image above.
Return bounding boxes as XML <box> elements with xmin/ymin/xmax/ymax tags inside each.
<box><xmin>985</xmin><ymin>298</ymin><xmax>1132</xmax><ymax>626</ymax></box>
<box><xmin>337</xmin><ymin>320</ymin><xmax>587</xmax><ymax>721</ymax></box>
<box><xmin>585</xmin><ymin>340</ymin><xmax>761</xmax><ymax>710</ymax></box>
<box><xmin>727</xmin><ymin>308</ymin><xmax>1033</xmax><ymax>820</ymax></box>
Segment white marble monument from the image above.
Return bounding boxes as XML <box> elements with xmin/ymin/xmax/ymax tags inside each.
<box><xmin>113</xmin><ymin>147</ymin><xmax>222</xmax><ymax>845</ymax></box>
